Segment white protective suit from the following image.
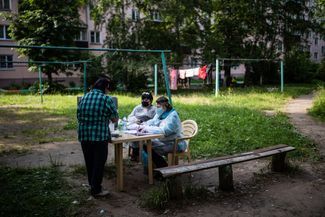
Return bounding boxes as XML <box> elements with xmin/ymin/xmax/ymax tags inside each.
<box><xmin>127</xmin><ymin>104</ymin><xmax>156</xmax><ymax>124</ymax></box>
<box><xmin>143</xmin><ymin>109</ymin><xmax>186</xmax><ymax>155</ymax></box>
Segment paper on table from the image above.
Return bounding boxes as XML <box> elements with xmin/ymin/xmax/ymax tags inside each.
<box><xmin>123</xmin><ymin>130</ymin><xmax>156</xmax><ymax>136</ymax></box>
<box><xmin>123</xmin><ymin>130</ymin><xmax>138</xmax><ymax>135</ymax></box>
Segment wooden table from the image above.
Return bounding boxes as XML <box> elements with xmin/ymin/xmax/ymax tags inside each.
<box><xmin>110</xmin><ymin>133</ymin><xmax>164</xmax><ymax>191</ymax></box>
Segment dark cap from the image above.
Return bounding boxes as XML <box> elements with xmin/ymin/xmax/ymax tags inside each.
<box><xmin>156</xmin><ymin>96</ymin><xmax>169</xmax><ymax>104</ymax></box>
<box><xmin>141</xmin><ymin>92</ymin><xmax>153</xmax><ymax>101</ymax></box>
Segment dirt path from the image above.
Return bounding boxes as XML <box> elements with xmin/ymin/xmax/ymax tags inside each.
<box><xmin>285</xmin><ymin>93</ymin><xmax>325</xmax><ymax>156</ymax></box>
<box><xmin>0</xmin><ymin>94</ymin><xmax>325</xmax><ymax>217</ymax></box>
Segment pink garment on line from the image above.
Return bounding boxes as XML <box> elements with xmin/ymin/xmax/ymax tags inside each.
<box><xmin>169</xmin><ymin>68</ymin><xmax>178</xmax><ymax>90</ymax></box>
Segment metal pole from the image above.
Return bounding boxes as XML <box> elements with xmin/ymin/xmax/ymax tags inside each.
<box><xmin>280</xmin><ymin>61</ymin><xmax>284</xmax><ymax>92</ymax></box>
<box><xmin>0</xmin><ymin>44</ymin><xmax>171</xmax><ymax>53</ymax></box>
<box><xmin>83</xmin><ymin>62</ymin><xmax>87</xmax><ymax>95</ymax></box>
<box><xmin>154</xmin><ymin>64</ymin><xmax>158</xmax><ymax>96</ymax></box>
<box><xmin>215</xmin><ymin>59</ymin><xmax>220</xmax><ymax>97</ymax></box>
<box><xmin>38</xmin><ymin>65</ymin><xmax>43</xmax><ymax>103</ymax></box>
<box><xmin>161</xmin><ymin>52</ymin><xmax>172</xmax><ymax>105</ymax></box>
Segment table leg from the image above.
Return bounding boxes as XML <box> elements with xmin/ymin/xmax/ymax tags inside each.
<box><xmin>114</xmin><ymin>143</ymin><xmax>124</xmax><ymax>191</ymax></box>
<box><xmin>139</xmin><ymin>141</ymin><xmax>143</xmax><ymax>162</ymax></box>
<box><xmin>147</xmin><ymin>140</ymin><xmax>153</xmax><ymax>184</ymax></box>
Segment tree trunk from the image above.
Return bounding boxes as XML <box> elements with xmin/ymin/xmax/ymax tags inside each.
<box><xmin>244</xmin><ymin>64</ymin><xmax>252</xmax><ymax>86</ymax></box>
<box><xmin>47</xmin><ymin>71</ymin><xmax>53</xmax><ymax>86</ymax></box>
<box><xmin>224</xmin><ymin>61</ymin><xmax>231</xmax><ymax>87</ymax></box>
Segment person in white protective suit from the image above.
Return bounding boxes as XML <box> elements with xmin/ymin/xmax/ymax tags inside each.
<box><xmin>140</xmin><ymin>96</ymin><xmax>186</xmax><ymax>168</ymax></box>
<box><xmin>127</xmin><ymin>92</ymin><xmax>156</xmax><ymax>160</ymax></box>
<box><xmin>128</xmin><ymin>91</ymin><xmax>156</xmax><ymax>124</ymax></box>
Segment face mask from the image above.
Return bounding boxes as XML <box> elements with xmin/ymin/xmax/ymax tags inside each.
<box><xmin>142</xmin><ymin>101</ymin><xmax>149</xmax><ymax>107</ymax></box>
<box><xmin>156</xmin><ymin>108</ymin><xmax>164</xmax><ymax>116</ymax></box>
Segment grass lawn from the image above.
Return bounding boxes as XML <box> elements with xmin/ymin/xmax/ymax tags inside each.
<box><xmin>0</xmin><ymin>166</ymin><xmax>86</xmax><ymax>217</ymax></box>
<box><xmin>0</xmin><ymin>84</ymin><xmax>318</xmax><ymax>160</ymax></box>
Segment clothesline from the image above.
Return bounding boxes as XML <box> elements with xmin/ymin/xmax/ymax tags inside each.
<box><xmin>169</xmin><ymin>65</ymin><xmax>209</xmax><ymax>90</ymax></box>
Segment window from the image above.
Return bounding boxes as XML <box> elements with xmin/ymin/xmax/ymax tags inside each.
<box><xmin>151</xmin><ymin>11</ymin><xmax>161</xmax><ymax>22</ymax></box>
<box><xmin>0</xmin><ymin>25</ymin><xmax>11</xmax><ymax>40</ymax></box>
<box><xmin>0</xmin><ymin>55</ymin><xmax>13</xmax><ymax>69</ymax></box>
<box><xmin>132</xmin><ymin>8</ymin><xmax>140</xmax><ymax>21</ymax></box>
<box><xmin>0</xmin><ymin>0</ymin><xmax>10</xmax><ymax>10</ymax></box>
<box><xmin>75</xmin><ymin>30</ymin><xmax>87</xmax><ymax>41</ymax></box>
<box><xmin>90</xmin><ymin>31</ymin><xmax>100</xmax><ymax>43</ymax></box>
<box><xmin>190</xmin><ymin>58</ymin><xmax>197</xmax><ymax>67</ymax></box>
<box><xmin>314</xmin><ymin>52</ymin><xmax>318</xmax><ymax>60</ymax></box>
<box><xmin>315</xmin><ymin>37</ymin><xmax>318</xmax><ymax>45</ymax></box>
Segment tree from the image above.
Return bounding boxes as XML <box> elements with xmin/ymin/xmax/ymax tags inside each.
<box><xmin>91</xmin><ymin>0</ymin><xmax>317</xmax><ymax>87</ymax></box>
<box><xmin>8</xmin><ymin>0</ymin><xmax>87</xmax><ymax>87</ymax></box>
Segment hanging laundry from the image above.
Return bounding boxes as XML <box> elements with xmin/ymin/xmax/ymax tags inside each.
<box><xmin>185</xmin><ymin>67</ymin><xmax>200</xmax><ymax>77</ymax></box>
<box><xmin>193</xmin><ymin>67</ymin><xmax>200</xmax><ymax>76</ymax></box>
<box><xmin>198</xmin><ymin>65</ymin><xmax>207</xmax><ymax>80</ymax></box>
<box><xmin>169</xmin><ymin>68</ymin><xmax>178</xmax><ymax>90</ymax></box>
<box><xmin>179</xmin><ymin>69</ymin><xmax>186</xmax><ymax>79</ymax></box>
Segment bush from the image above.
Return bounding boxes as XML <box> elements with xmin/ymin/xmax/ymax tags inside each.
<box><xmin>126</xmin><ymin>72</ymin><xmax>148</xmax><ymax>92</ymax></box>
<box><xmin>7</xmin><ymin>83</ymin><xmax>21</xmax><ymax>90</ymax></box>
<box><xmin>316</xmin><ymin>58</ymin><xmax>325</xmax><ymax>81</ymax></box>
<box><xmin>28</xmin><ymin>81</ymin><xmax>66</xmax><ymax>94</ymax></box>
<box><xmin>285</xmin><ymin>49</ymin><xmax>319</xmax><ymax>83</ymax></box>
<box><xmin>309</xmin><ymin>87</ymin><xmax>325</xmax><ymax>121</ymax></box>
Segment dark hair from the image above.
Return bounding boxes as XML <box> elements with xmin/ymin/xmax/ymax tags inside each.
<box><xmin>156</xmin><ymin>96</ymin><xmax>172</xmax><ymax>111</ymax></box>
<box><xmin>93</xmin><ymin>78</ymin><xmax>109</xmax><ymax>92</ymax></box>
<box><xmin>142</xmin><ymin>91</ymin><xmax>153</xmax><ymax>102</ymax></box>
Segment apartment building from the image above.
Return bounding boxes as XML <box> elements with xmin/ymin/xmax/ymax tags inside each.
<box><xmin>0</xmin><ymin>0</ymin><xmax>108</xmax><ymax>88</ymax></box>
<box><xmin>307</xmin><ymin>32</ymin><xmax>325</xmax><ymax>62</ymax></box>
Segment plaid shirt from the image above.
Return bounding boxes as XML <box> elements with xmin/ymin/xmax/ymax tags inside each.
<box><xmin>77</xmin><ymin>89</ymin><xmax>118</xmax><ymax>142</ymax></box>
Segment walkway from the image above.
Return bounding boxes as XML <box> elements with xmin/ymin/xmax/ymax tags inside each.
<box><xmin>285</xmin><ymin>93</ymin><xmax>325</xmax><ymax>156</ymax></box>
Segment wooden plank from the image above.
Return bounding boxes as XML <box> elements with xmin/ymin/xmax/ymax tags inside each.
<box><xmin>155</xmin><ymin>145</ymin><xmax>295</xmax><ymax>177</ymax></box>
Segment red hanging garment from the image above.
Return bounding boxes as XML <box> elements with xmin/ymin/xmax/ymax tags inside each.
<box><xmin>198</xmin><ymin>65</ymin><xmax>207</xmax><ymax>80</ymax></box>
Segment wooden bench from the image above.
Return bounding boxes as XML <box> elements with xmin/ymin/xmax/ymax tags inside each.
<box><xmin>154</xmin><ymin>144</ymin><xmax>295</xmax><ymax>198</ymax></box>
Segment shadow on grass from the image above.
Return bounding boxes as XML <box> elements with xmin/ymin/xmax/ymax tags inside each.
<box><xmin>0</xmin><ymin>166</ymin><xmax>87</xmax><ymax>217</ymax></box>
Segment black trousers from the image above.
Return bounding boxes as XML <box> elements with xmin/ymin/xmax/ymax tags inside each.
<box><xmin>81</xmin><ymin>140</ymin><xmax>108</xmax><ymax>195</ymax></box>
<box><xmin>143</xmin><ymin>145</ymin><xmax>168</xmax><ymax>168</ymax></box>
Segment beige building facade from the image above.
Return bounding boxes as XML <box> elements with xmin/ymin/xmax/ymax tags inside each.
<box><xmin>0</xmin><ymin>0</ymin><xmax>108</xmax><ymax>88</ymax></box>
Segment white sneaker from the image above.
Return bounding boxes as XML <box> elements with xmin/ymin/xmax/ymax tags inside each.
<box><xmin>94</xmin><ymin>190</ymin><xmax>110</xmax><ymax>197</ymax></box>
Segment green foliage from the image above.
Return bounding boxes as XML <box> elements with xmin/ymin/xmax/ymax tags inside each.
<box><xmin>140</xmin><ymin>183</ymin><xmax>169</xmax><ymax>210</ymax></box>
<box><xmin>80</xmin><ymin>54</ymin><xmax>106</xmax><ymax>90</ymax></box>
<box><xmin>8</xmin><ymin>0</ymin><xmax>88</xmax><ymax>85</ymax></box>
<box><xmin>140</xmin><ymin>182</ymin><xmax>212</xmax><ymax>210</ymax></box>
<box><xmin>28</xmin><ymin>81</ymin><xmax>67</xmax><ymax>94</ymax></box>
<box><xmin>309</xmin><ymin>87</ymin><xmax>325</xmax><ymax>121</ymax></box>
<box><xmin>0</xmin><ymin>166</ymin><xmax>85</xmax><ymax>217</ymax></box>
<box><xmin>91</xmin><ymin>0</ymin><xmax>315</xmax><ymax>85</ymax></box>
<box><xmin>316</xmin><ymin>58</ymin><xmax>325</xmax><ymax>81</ymax></box>
<box><xmin>284</xmin><ymin>48</ymin><xmax>319</xmax><ymax>83</ymax></box>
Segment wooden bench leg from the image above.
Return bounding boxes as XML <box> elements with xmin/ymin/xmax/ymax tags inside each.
<box><xmin>166</xmin><ymin>176</ymin><xmax>183</xmax><ymax>200</ymax></box>
<box><xmin>167</xmin><ymin>153</ymin><xmax>173</xmax><ymax>166</ymax></box>
<box><xmin>219</xmin><ymin>165</ymin><xmax>234</xmax><ymax>191</ymax></box>
<box><xmin>271</xmin><ymin>153</ymin><xmax>287</xmax><ymax>172</ymax></box>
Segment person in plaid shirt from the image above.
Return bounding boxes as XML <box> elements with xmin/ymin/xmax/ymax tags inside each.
<box><xmin>77</xmin><ymin>78</ymin><xmax>118</xmax><ymax>197</ymax></box>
